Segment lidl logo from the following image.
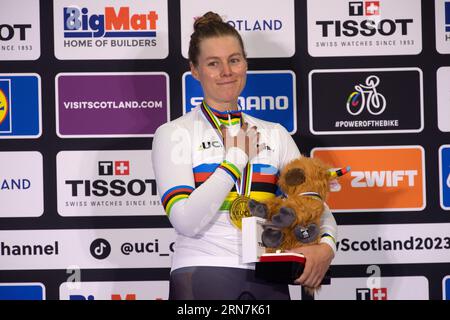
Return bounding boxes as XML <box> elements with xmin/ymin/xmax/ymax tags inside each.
<box><xmin>0</xmin><ymin>74</ymin><xmax>41</xmax><ymax>138</ymax></box>
<box><xmin>311</xmin><ymin>146</ymin><xmax>425</xmax><ymax>212</ymax></box>
<box><xmin>0</xmin><ymin>80</ymin><xmax>11</xmax><ymax>133</ymax></box>
<box><xmin>183</xmin><ymin>71</ymin><xmax>297</xmax><ymax>134</ymax></box>
<box><xmin>0</xmin><ymin>283</ymin><xmax>45</xmax><ymax>300</ymax></box>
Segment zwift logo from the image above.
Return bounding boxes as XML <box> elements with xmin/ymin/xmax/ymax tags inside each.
<box><xmin>63</xmin><ymin>6</ymin><xmax>159</xmax><ymax>38</ymax></box>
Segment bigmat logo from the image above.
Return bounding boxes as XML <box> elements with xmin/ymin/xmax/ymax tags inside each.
<box><xmin>437</xmin><ymin>67</ymin><xmax>450</xmax><ymax>132</ymax></box>
<box><xmin>181</xmin><ymin>0</ymin><xmax>295</xmax><ymax>58</ymax></box>
<box><xmin>0</xmin><ymin>283</ymin><xmax>45</xmax><ymax>300</ymax></box>
<box><xmin>0</xmin><ymin>152</ymin><xmax>43</xmax><ymax>218</ymax></box>
<box><xmin>435</xmin><ymin>0</ymin><xmax>450</xmax><ymax>54</ymax></box>
<box><xmin>183</xmin><ymin>71</ymin><xmax>296</xmax><ymax>134</ymax></box>
<box><xmin>313</xmin><ymin>277</ymin><xmax>428</xmax><ymax>300</ymax></box>
<box><xmin>0</xmin><ymin>0</ymin><xmax>40</xmax><ymax>60</ymax></box>
<box><xmin>439</xmin><ymin>145</ymin><xmax>450</xmax><ymax>210</ymax></box>
<box><xmin>307</xmin><ymin>0</ymin><xmax>422</xmax><ymax>57</ymax></box>
<box><xmin>57</xmin><ymin>150</ymin><xmax>165</xmax><ymax>216</ymax></box>
<box><xmin>0</xmin><ymin>228</ymin><xmax>175</xmax><ymax>270</ymax></box>
<box><xmin>332</xmin><ymin>223</ymin><xmax>450</xmax><ymax>265</ymax></box>
<box><xmin>311</xmin><ymin>146</ymin><xmax>425</xmax><ymax>212</ymax></box>
<box><xmin>309</xmin><ymin>68</ymin><xmax>423</xmax><ymax>135</ymax></box>
<box><xmin>60</xmin><ymin>281</ymin><xmax>168</xmax><ymax>300</ymax></box>
<box><xmin>0</xmin><ymin>74</ymin><xmax>41</xmax><ymax>139</ymax></box>
<box><xmin>56</xmin><ymin>73</ymin><xmax>169</xmax><ymax>138</ymax></box>
<box><xmin>53</xmin><ymin>0</ymin><xmax>168</xmax><ymax>60</ymax></box>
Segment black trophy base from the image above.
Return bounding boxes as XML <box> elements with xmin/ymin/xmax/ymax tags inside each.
<box><xmin>255</xmin><ymin>253</ymin><xmax>306</xmax><ymax>284</ymax></box>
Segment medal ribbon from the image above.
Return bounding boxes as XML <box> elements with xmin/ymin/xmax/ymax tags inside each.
<box><xmin>200</xmin><ymin>101</ymin><xmax>252</xmax><ymax>198</ymax></box>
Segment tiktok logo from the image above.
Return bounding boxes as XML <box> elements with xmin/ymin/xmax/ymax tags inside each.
<box><xmin>346</xmin><ymin>75</ymin><xmax>386</xmax><ymax>116</ymax></box>
<box><xmin>90</xmin><ymin>238</ymin><xmax>111</xmax><ymax>260</ymax></box>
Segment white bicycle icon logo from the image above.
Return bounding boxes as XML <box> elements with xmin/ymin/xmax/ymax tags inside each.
<box><xmin>346</xmin><ymin>75</ymin><xmax>386</xmax><ymax>116</ymax></box>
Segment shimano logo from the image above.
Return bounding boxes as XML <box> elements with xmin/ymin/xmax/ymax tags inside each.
<box><xmin>190</xmin><ymin>96</ymin><xmax>288</xmax><ymax>111</ymax></box>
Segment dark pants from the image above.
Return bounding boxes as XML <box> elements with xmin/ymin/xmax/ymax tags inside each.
<box><xmin>169</xmin><ymin>266</ymin><xmax>290</xmax><ymax>300</ymax></box>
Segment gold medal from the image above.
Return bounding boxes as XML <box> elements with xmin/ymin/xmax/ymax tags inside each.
<box><xmin>229</xmin><ymin>195</ymin><xmax>251</xmax><ymax>230</ymax></box>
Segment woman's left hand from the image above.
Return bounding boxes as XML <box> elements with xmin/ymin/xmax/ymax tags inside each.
<box><xmin>287</xmin><ymin>243</ymin><xmax>334</xmax><ymax>288</ymax></box>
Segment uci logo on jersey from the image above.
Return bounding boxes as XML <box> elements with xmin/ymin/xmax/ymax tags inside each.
<box><xmin>63</xmin><ymin>6</ymin><xmax>159</xmax><ymax>38</ymax></box>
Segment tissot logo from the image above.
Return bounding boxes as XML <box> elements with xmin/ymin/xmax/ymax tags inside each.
<box><xmin>0</xmin><ymin>0</ymin><xmax>40</xmax><ymax>60</ymax></box>
<box><xmin>57</xmin><ymin>150</ymin><xmax>165</xmax><ymax>216</ymax></box>
<box><xmin>309</xmin><ymin>68</ymin><xmax>423</xmax><ymax>135</ymax></box>
<box><xmin>349</xmin><ymin>1</ymin><xmax>380</xmax><ymax>16</ymax></box>
<box><xmin>98</xmin><ymin>161</ymin><xmax>130</xmax><ymax>176</ymax></box>
<box><xmin>308</xmin><ymin>0</ymin><xmax>422</xmax><ymax>56</ymax></box>
<box><xmin>311</xmin><ymin>276</ymin><xmax>428</xmax><ymax>300</ymax></box>
<box><xmin>0</xmin><ymin>24</ymin><xmax>32</xmax><ymax>41</ymax></box>
<box><xmin>356</xmin><ymin>287</ymin><xmax>387</xmax><ymax>300</ymax></box>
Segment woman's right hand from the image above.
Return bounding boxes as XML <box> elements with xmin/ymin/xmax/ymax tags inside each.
<box><xmin>220</xmin><ymin>122</ymin><xmax>265</xmax><ymax>161</ymax></box>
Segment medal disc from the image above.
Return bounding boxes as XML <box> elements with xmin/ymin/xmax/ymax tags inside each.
<box><xmin>229</xmin><ymin>196</ymin><xmax>251</xmax><ymax>229</ymax></box>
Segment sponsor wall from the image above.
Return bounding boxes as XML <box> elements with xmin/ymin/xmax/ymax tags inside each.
<box><xmin>0</xmin><ymin>0</ymin><xmax>449</xmax><ymax>300</ymax></box>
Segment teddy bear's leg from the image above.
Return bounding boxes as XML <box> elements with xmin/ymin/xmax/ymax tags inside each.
<box><xmin>261</xmin><ymin>227</ymin><xmax>284</xmax><ymax>248</ymax></box>
<box><xmin>248</xmin><ymin>199</ymin><xmax>269</xmax><ymax>219</ymax></box>
<box><xmin>293</xmin><ymin>223</ymin><xmax>319</xmax><ymax>244</ymax></box>
<box><xmin>271</xmin><ymin>206</ymin><xmax>296</xmax><ymax>228</ymax></box>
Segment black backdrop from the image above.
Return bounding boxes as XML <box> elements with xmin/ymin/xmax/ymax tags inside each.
<box><xmin>0</xmin><ymin>0</ymin><xmax>449</xmax><ymax>300</ymax></box>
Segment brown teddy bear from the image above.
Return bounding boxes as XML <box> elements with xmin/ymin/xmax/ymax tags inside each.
<box><xmin>248</xmin><ymin>155</ymin><xmax>349</xmax><ymax>294</ymax></box>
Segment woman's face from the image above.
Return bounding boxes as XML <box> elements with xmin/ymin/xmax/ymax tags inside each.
<box><xmin>190</xmin><ymin>35</ymin><xmax>247</xmax><ymax>110</ymax></box>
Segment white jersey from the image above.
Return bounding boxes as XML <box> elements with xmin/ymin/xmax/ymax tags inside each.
<box><xmin>152</xmin><ymin>104</ymin><xmax>337</xmax><ymax>271</ymax></box>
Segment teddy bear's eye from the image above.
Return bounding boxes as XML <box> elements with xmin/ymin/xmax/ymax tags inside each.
<box><xmin>285</xmin><ymin>168</ymin><xmax>305</xmax><ymax>186</ymax></box>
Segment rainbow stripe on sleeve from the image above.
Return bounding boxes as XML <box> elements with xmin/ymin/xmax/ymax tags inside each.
<box><xmin>161</xmin><ymin>185</ymin><xmax>194</xmax><ymax>216</ymax></box>
<box><xmin>321</xmin><ymin>233</ymin><xmax>337</xmax><ymax>244</ymax></box>
<box><xmin>218</xmin><ymin>160</ymin><xmax>241</xmax><ymax>183</ymax></box>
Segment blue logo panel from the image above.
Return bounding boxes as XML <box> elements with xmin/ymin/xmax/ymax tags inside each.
<box><xmin>0</xmin><ymin>284</ymin><xmax>45</xmax><ymax>300</ymax></box>
<box><xmin>183</xmin><ymin>71</ymin><xmax>296</xmax><ymax>133</ymax></box>
<box><xmin>444</xmin><ymin>277</ymin><xmax>450</xmax><ymax>300</ymax></box>
<box><xmin>441</xmin><ymin>146</ymin><xmax>450</xmax><ymax>209</ymax></box>
<box><xmin>0</xmin><ymin>75</ymin><xmax>41</xmax><ymax>138</ymax></box>
<box><xmin>446</xmin><ymin>2</ymin><xmax>450</xmax><ymax>32</ymax></box>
